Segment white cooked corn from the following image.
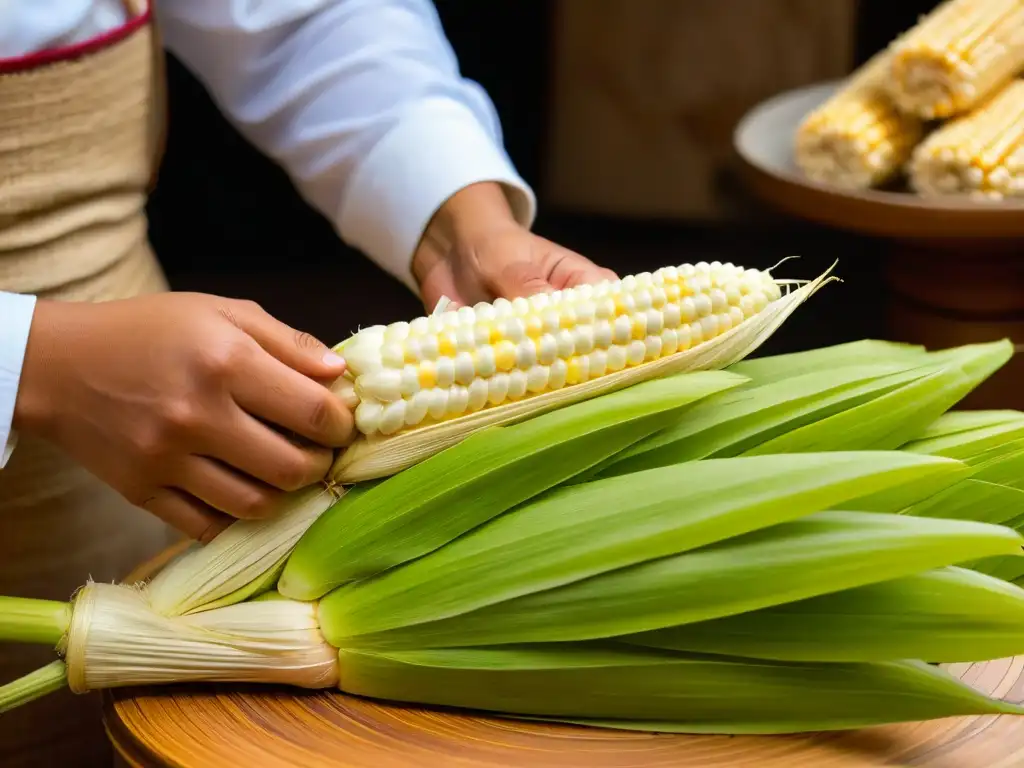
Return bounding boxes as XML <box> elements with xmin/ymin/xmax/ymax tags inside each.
<box><xmin>340</xmin><ymin>262</ymin><xmax>783</xmax><ymax>437</ymax></box>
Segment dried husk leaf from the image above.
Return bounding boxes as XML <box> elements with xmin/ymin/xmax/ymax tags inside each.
<box><xmin>335</xmin><ymin>644</ymin><xmax>1024</xmax><ymax>733</ymax></box>
<box><xmin>147</xmin><ymin>485</ymin><xmax>338</xmax><ymax>616</ymax></box>
<box><xmin>329</xmin><ymin>267</ymin><xmax>836</xmax><ymax>483</ymax></box>
<box><xmin>279</xmin><ymin>371</ymin><xmax>745</xmax><ymax>601</ymax></box>
<box><xmin>623</xmin><ymin>566</ymin><xmax>1024</xmax><ymax>663</ymax></box>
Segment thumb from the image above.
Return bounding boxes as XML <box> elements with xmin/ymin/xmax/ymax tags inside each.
<box><xmin>233</xmin><ymin>303</ymin><xmax>346</xmax><ymax>379</ymax></box>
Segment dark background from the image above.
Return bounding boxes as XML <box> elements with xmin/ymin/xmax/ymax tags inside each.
<box><xmin>148</xmin><ymin>0</ymin><xmax>940</xmax><ymax>353</ymax></box>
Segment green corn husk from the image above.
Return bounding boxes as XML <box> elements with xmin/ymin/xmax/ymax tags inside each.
<box><xmin>279</xmin><ymin>371</ymin><xmax>745</xmax><ymax>601</ymax></box>
<box><xmin>622</xmin><ymin>566</ymin><xmax>1024</xmax><ymax>663</ymax></box>
<box><xmin>594</xmin><ymin>340</ymin><xmax>1013</xmax><ymax>479</ymax></box>
<box><xmin>316</xmin><ymin>451</ymin><xmax>983</xmax><ymax>648</ymax></box>
<box><xmin>335</xmin><ymin>645</ymin><xmax>1024</xmax><ymax>734</ymax></box>
<box><xmin>901</xmin><ymin>410</ymin><xmax>1024</xmax><ymax>459</ymax></box>
<box><xmin>323</xmin><ymin>509</ymin><xmax>1023</xmax><ymax>650</ymax></box>
<box><xmin>726</xmin><ymin>339</ymin><xmax>929</xmax><ymax>384</ymax></box>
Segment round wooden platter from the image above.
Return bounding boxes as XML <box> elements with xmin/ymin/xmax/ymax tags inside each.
<box><xmin>101</xmin><ymin>546</ymin><xmax>1024</xmax><ymax>767</ymax></box>
<box><xmin>732</xmin><ymin>81</ymin><xmax>1024</xmax><ymax>241</ymax></box>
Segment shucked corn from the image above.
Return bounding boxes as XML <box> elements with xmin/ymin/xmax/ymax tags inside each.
<box><xmin>338</xmin><ymin>262</ymin><xmax>783</xmax><ymax>436</ymax></box>
<box><xmin>908</xmin><ymin>78</ymin><xmax>1024</xmax><ymax>198</ymax></box>
<box><xmin>795</xmin><ymin>52</ymin><xmax>926</xmax><ymax>190</ymax></box>
<box><xmin>887</xmin><ymin>0</ymin><xmax>1024</xmax><ymax>119</ymax></box>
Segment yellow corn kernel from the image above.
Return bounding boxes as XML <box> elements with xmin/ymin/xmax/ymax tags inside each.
<box><xmin>417</xmin><ymin>361</ymin><xmax>437</xmax><ymax>390</ymax></box>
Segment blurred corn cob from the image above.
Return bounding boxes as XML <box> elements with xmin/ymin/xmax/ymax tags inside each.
<box><xmin>795</xmin><ymin>53</ymin><xmax>926</xmax><ymax>190</ymax></box>
<box><xmin>887</xmin><ymin>0</ymin><xmax>1024</xmax><ymax>120</ymax></box>
<box><xmin>908</xmin><ymin>77</ymin><xmax>1024</xmax><ymax>197</ymax></box>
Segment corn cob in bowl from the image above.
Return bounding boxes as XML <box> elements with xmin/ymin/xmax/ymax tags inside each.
<box><xmin>887</xmin><ymin>0</ymin><xmax>1024</xmax><ymax>120</ymax></box>
<box><xmin>794</xmin><ymin>52</ymin><xmax>926</xmax><ymax>190</ymax></box>
<box><xmin>908</xmin><ymin>77</ymin><xmax>1024</xmax><ymax>198</ymax></box>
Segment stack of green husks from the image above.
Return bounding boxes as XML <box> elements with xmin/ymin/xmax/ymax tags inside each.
<box><xmin>4</xmin><ymin>260</ymin><xmax>1024</xmax><ymax>736</ymax></box>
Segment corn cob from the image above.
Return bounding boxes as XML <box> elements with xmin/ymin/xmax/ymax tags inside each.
<box><xmin>328</xmin><ymin>261</ymin><xmax>834</xmax><ymax>482</ymax></box>
<box><xmin>907</xmin><ymin>78</ymin><xmax>1024</xmax><ymax>198</ymax></box>
<box><xmin>887</xmin><ymin>0</ymin><xmax>1024</xmax><ymax>119</ymax></box>
<box><xmin>795</xmin><ymin>52</ymin><xmax>926</xmax><ymax>189</ymax></box>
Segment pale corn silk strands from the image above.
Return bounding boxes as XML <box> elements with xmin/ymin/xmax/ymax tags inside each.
<box><xmin>8</xmin><ymin>260</ymin><xmax>1024</xmax><ymax>735</ymax></box>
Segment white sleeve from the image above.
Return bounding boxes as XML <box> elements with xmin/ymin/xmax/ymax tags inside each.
<box><xmin>0</xmin><ymin>292</ymin><xmax>37</xmax><ymax>469</ymax></box>
<box><xmin>156</xmin><ymin>0</ymin><xmax>537</xmax><ymax>295</ymax></box>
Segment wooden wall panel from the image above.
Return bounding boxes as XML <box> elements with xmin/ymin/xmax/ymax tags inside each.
<box><xmin>543</xmin><ymin>0</ymin><xmax>859</xmax><ymax>219</ymax></box>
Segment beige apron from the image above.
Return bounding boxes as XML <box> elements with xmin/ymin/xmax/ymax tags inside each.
<box><xmin>0</xmin><ymin>4</ymin><xmax>178</xmax><ymax>765</ymax></box>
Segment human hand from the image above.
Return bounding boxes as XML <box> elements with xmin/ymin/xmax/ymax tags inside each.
<box><xmin>13</xmin><ymin>293</ymin><xmax>355</xmax><ymax>542</ymax></box>
<box><xmin>412</xmin><ymin>182</ymin><xmax>618</xmax><ymax>310</ymax></box>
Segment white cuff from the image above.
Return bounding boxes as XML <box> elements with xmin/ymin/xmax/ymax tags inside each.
<box><xmin>337</xmin><ymin>96</ymin><xmax>537</xmax><ymax>296</ymax></box>
<box><xmin>0</xmin><ymin>292</ymin><xmax>37</xmax><ymax>468</ymax></box>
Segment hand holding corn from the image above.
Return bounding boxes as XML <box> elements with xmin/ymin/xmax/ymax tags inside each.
<box><xmin>411</xmin><ymin>181</ymin><xmax>618</xmax><ymax>310</ymax></box>
<box><xmin>12</xmin><ymin>293</ymin><xmax>355</xmax><ymax>541</ymax></box>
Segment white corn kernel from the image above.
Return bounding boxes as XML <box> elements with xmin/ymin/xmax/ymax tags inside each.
<box><xmin>555</xmin><ymin>329</ymin><xmax>575</xmax><ymax>358</ymax></box>
<box><xmin>467</xmin><ymin>378</ymin><xmax>489</xmax><ymax>411</ymax></box>
<box><xmin>454</xmin><ymin>352</ymin><xmax>475</xmax><ymax>385</ymax></box>
<box><xmin>644</xmin><ymin>335</ymin><xmax>662</xmax><ymax>361</ymax></box>
<box><xmin>513</xmin><ymin>339</ymin><xmax>535</xmax><ymax>369</ymax></box>
<box><xmin>436</xmin><ymin>357</ymin><xmax>455</xmax><ymax>388</ymax></box>
<box><xmin>548</xmin><ymin>359</ymin><xmax>568</xmax><ymax>390</ymax></box>
<box><xmin>447</xmin><ymin>385</ymin><xmax>470</xmax><ymax>416</ymax></box>
<box><xmin>399</xmin><ymin>366</ymin><xmax>419</xmax><ymax>398</ymax></box>
<box><xmin>474</xmin><ymin>346</ymin><xmax>497</xmax><ymax>378</ymax></box>
<box><xmin>608</xmin><ymin>345</ymin><xmax>628</xmax><ymax>371</ymax></box>
<box><xmin>536</xmin><ymin>335</ymin><xmax>557</xmax><ymax>365</ymax></box>
<box><xmin>701</xmin><ymin>314</ymin><xmax>720</xmax><ymax>339</ymax></box>
<box><xmin>589</xmin><ymin>349</ymin><xmax>608</xmax><ymax>377</ymax></box>
<box><xmin>488</xmin><ymin>373</ymin><xmax>510</xmax><ymax>405</ymax></box>
<box><xmin>507</xmin><ymin>369</ymin><xmax>528</xmax><ymax>399</ymax></box>
<box><xmin>627</xmin><ymin>340</ymin><xmax>647</xmax><ymax>366</ymax></box>
<box><xmin>355</xmin><ymin>401</ymin><xmax>383</xmax><ymax>434</ymax></box>
<box><xmin>526</xmin><ymin>365</ymin><xmax>549</xmax><ymax>393</ymax></box>
<box><xmin>573</xmin><ymin>326</ymin><xmax>595</xmax><ymax>355</ymax></box>
<box><xmin>612</xmin><ymin>315</ymin><xmax>632</xmax><ymax>344</ymax></box>
<box><xmin>661</xmin><ymin>328</ymin><xmax>679</xmax><ymax>356</ymax></box>
<box><xmin>379</xmin><ymin>401</ymin><xmax>407</xmax><ymax>435</ymax></box>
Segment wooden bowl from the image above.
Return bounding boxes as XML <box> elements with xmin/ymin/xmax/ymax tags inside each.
<box><xmin>732</xmin><ymin>81</ymin><xmax>1024</xmax><ymax>242</ymax></box>
<box><xmin>733</xmin><ymin>81</ymin><xmax>1024</xmax><ymax>411</ymax></box>
<box><xmin>103</xmin><ymin>547</ymin><xmax>1024</xmax><ymax>767</ymax></box>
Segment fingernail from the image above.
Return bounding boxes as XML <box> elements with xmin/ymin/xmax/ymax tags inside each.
<box><xmin>323</xmin><ymin>351</ymin><xmax>346</xmax><ymax>367</ymax></box>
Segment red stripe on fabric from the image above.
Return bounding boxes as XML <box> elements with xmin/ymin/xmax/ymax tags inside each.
<box><xmin>0</xmin><ymin>8</ymin><xmax>152</xmax><ymax>75</ymax></box>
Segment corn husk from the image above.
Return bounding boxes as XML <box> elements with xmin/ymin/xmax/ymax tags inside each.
<box><xmin>335</xmin><ymin>645</ymin><xmax>1024</xmax><ymax>734</ymax></box>
<box><xmin>623</xmin><ymin>566</ymin><xmax>1024</xmax><ymax>663</ymax></box>
<box><xmin>328</xmin><ymin>267</ymin><xmax>836</xmax><ymax>483</ymax></box>
<box><xmin>597</xmin><ymin>340</ymin><xmax>1013</xmax><ymax>479</ymax></box>
<box><xmin>279</xmin><ymin>371</ymin><xmax>745</xmax><ymax>600</ymax></box>
<box><xmin>316</xmin><ymin>451</ymin><xmax>973</xmax><ymax>648</ymax></box>
<box><xmin>147</xmin><ymin>484</ymin><xmax>337</xmax><ymax>616</ymax></box>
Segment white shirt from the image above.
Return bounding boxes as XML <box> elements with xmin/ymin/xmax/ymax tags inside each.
<box><xmin>0</xmin><ymin>0</ymin><xmax>537</xmax><ymax>467</ymax></box>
